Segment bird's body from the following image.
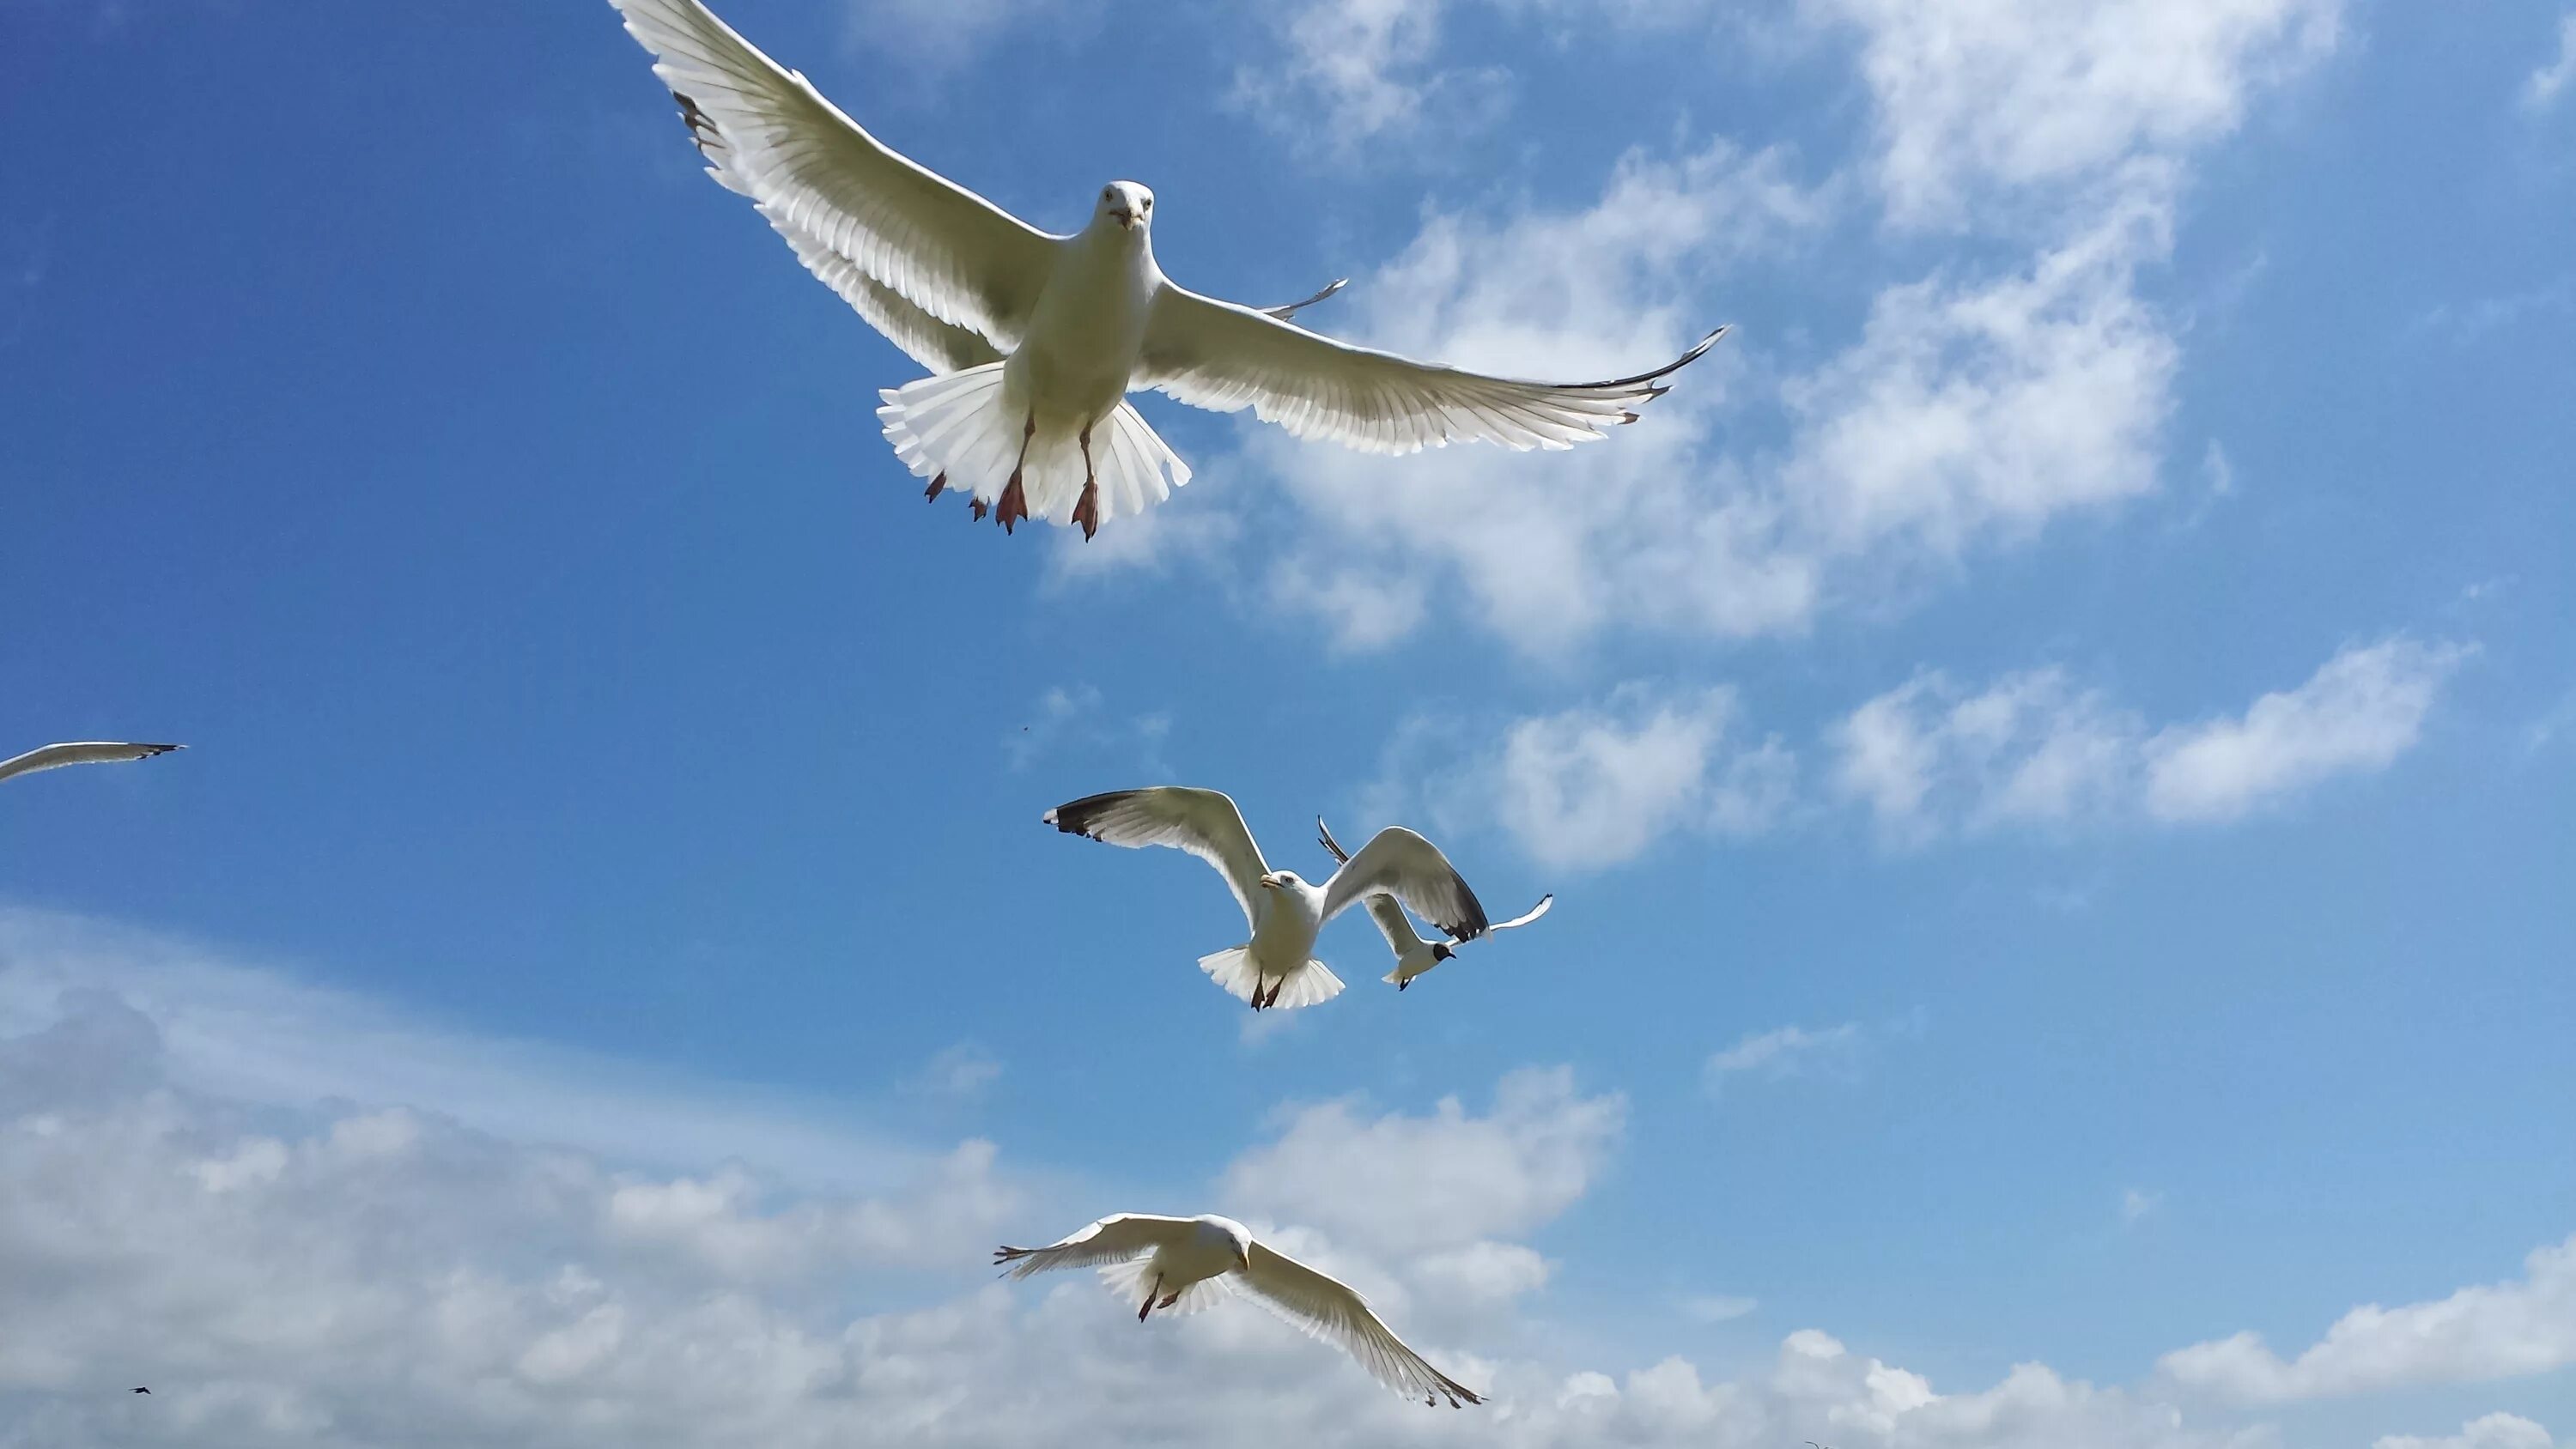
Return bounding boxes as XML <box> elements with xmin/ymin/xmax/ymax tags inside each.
<box><xmin>0</xmin><ymin>742</ymin><xmax>183</xmax><ymax>786</ymax></box>
<box><xmin>1315</xmin><ymin>817</ymin><xmax>1552</xmax><ymax>990</ymax></box>
<box><xmin>610</xmin><ymin>0</ymin><xmax>1726</xmax><ymax>537</ymax></box>
<box><xmin>995</xmin><ymin>1212</ymin><xmax>1481</xmax><ymax>1407</ymax></box>
<box><xmin>1043</xmin><ymin>788</ymin><xmax>1493</xmax><ymax>1011</ymax></box>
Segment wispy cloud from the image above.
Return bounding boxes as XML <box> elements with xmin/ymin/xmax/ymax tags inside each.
<box><xmin>2377</xmin><ymin>1413</ymin><xmax>2559</xmax><ymax>1449</ymax></box>
<box><xmin>1832</xmin><ymin>635</ymin><xmax>2470</xmax><ymax>840</ymax></box>
<box><xmin>1704</xmin><ymin>1021</ymin><xmax>1867</xmax><ymax>1094</ymax></box>
<box><xmin>2122</xmin><ymin>1187</ymin><xmax>2164</xmax><ymax>1225</ymax></box>
<box><xmin>2524</xmin><ymin>12</ymin><xmax>2576</xmax><ymax>115</ymax></box>
<box><xmin>1682</xmin><ymin>1293</ymin><xmax>1760</xmax><ymax>1323</ymax></box>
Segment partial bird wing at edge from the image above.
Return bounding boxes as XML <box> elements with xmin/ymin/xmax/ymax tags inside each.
<box><xmin>611</xmin><ymin>0</ymin><xmax>1057</xmax><ymax>351</ymax></box>
<box><xmin>0</xmin><ymin>742</ymin><xmax>182</xmax><ymax>785</ymax></box>
<box><xmin>1242</xmin><ymin>1242</ymin><xmax>1483</xmax><ymax>1408</ymax></box>
<box><xmin>1320</xmin><ymin>827</ymin><xmax>1486</xmax><ymax>942</ymax></box>
<box><xmin>1318</xmin><ymin>816</ymin><xmax>1431</xmax><ymax>957</ymax></box>
<box><xmin>1139</xmin><ymin>283</ymin><xmax>1726</xmax><ymax>456</ymax></box>
<box><xmin>993</xmin><ymin>1214</ymin><xmax>1195</xmax><ymax>1278</ymax></box>
<box><xmin>1043</xmin><ymin>788</ymin><xmax>1272</xmax><ymax>928</ymax></box>
<box><xmin>1489</xmin><ymin>894</ymin><xmax>1553</xmax><ymax>933</ymax></box>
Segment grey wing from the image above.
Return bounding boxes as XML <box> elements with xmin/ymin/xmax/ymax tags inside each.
<box><xmin>1141</xmin><ymin>282</ymin><xmax>1725</xmax><ymax>455</ymax></box>
<box><xmin>1318</xmin><ymin>816</ymin><xmax>1427</xmax><ymax>956</ymax></box>
<box><xmin>1242</xmin><ymin>1242</ymin><xmax>1483</xmax><ymax>1407</ymax></box>
<box><xmin>1320</xmin><ymin>827</ymin><xmax>1486</xmax><ymax>942</ymax></box>
<box><xmin>0</xmin><ymin>742</ymin><xmax>183</xmax><ymax>785</ymax></box>
<box><xmin>614</xmin><ymin>0</ymin><xmax>1058</xmax><ymax>349</ymax></box>
<box><xmin>993</xmin><ymin>1214</ymin><xmax>1194</xmax><ymax>1278</ymax></box>
<box><xmin>1489</xmin><ymin>894</ymin><xmax>1553</xmax><ymax>933</ymax></box>
<box><xmin>1260</xmin><ymin>277</ymin><xmax>1348</xmax><ymax>321</ymax></box>
<box><xmin>1044</xmin><ymin>788</ymin><xmax>1271</xmax><ymax>928</ymax></box>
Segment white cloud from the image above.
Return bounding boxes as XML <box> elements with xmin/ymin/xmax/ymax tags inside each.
<box><xmin>0</xmin><ymin>932</ymin><xmax>2307</xmax><ymax>1449</ymax></box>
<box><xmin>1000</xmin><ymin>683</ymin><xmax>1173</xmax><ymax>774</ymax></box>
<box><xmin>907</xmin><ymin>1043</ymin><xmax>1003</xmax><ymax>1102</ymax></box>
<box><xmin>1808</xmin><ymin>0</ymin><xmax>2344</xmax><ymax>225</ymax></box>
<box><xmin>2142</xmin><ymin>637</ymin><xmax>2471</xmax><ymax>822</ymax></box>
<box><xmin>2524</xmin><ymin>13</ymin><xmax>2576</xmax><ymax>114</ymax></box>
<box><xmin>2122</xmin><ymin>1188</ymin><xmax>2164</xmax><ymax>1225</ymax></box>
<box><xmin>2379</xmin><ymin>1413</ymin><xmax>2558</xmax><ymax>1449</ymax></box>
<box><xmin>1830</xmin><ymin>636</ymin><xmax>2465</xmax><ymax>840</ymax></box>
<box><xmin>1229</xmin><ymin>0</ymin><xmax>1508</xmax><ymax>156</ymax></box>
<box><xmin>1704</xmin><ymin>1022</ymin><xmax>1865</xmax><ymax>1092</ymax></box>
<box><xmin>1467</xmin><ymin>685</ymin><xmax>1795</xmax><ymax>870</ymax></box>
<box><xmin>2160</xmin><ymin>1233</ymin><xmax>2576</xmax><ymax>1403</ymax></box>
<box><xmin>1682</xmin><ymin>1294</ymin><xmax>1759</xmax><ymax>1323</ymax></box>
<box><xmin>1221</xmin><ymin>1065</ymin><xmax>1624</xmax><ymax>1258</ymax></box>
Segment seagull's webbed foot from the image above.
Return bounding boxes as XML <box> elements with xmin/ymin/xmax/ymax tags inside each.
<box><xmin>1139</xmin><ymin>1272</ymin><xmax>1163</xmax><ymax>1322</ymax></box>
<box><xmin>969</xmin><ymin>498</ymin><xmax>989</xmax><ymax>522</ymax></box>
<box><xmin>925</xmin><ymin>472</ymin><xmax>946</xmax><ymax>502</ymax></box>
<box><xmin>996</xmin><ymin>473</ymin><xmax>1030</xmax><ymax>534</ymax></box>
<box><xmin>1072</xmin><ymin>427</ymin><xmax>1101</xmax><ymax>541</ymax></box>
<box><xmin>1157</xmin><ymin>1289</ymin><xmax>1182</xmax><ymax>1310</ymax></box>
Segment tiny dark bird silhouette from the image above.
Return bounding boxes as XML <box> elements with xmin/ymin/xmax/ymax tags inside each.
<box><xmin>132</xmin><ymin>1387</ymin><xmax>150</xmax><ymax>1394</ymax></box>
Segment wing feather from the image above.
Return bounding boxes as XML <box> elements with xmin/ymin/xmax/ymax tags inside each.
<box><xmin>0</xmin><ymin>742</ymin><xmax>184</xmax><ymax>785</ymax></box>
<box><xmin>1242</xmin><ymin>1242</ymin><xmax>1483</xmax><ymax>1408</ymax></box>
<box><xmin>1044</xmin><ymin>788</ymin><xmax>1271</xmax><ymax>928</ymax></box>
<box><xmin>611</xmin><ymin>0</ymin><xmax>1057</xmax><ymax>349</ymax></box>
<box><xmin>993</xmin><ymin>1214</ymin><xmax>1194</xmax><ymax>1278</ymax></box>
<box><xmin>1319</xmin><ymin>827</ymin><xmax>1485</xmax><ymax>941</ymax></box>
<box><xmin>1141</xmin><ymin>287</ymin><xmax>1724</xmax><ymax>457</ymax></box>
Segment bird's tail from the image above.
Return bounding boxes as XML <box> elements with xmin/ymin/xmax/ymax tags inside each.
<box><xmin>1199</xmin><ymin>948</ymin><xmax>1344</xmax><ymax>1010</ymax></box>
<box><xmin>878</xmin><ymin>367</ymin><xmax>1191</xmax><ymax>533</ymax></box>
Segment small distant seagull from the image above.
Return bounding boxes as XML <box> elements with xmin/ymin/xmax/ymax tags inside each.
<box><xmin>995</xmin><ymin>1213</ymin><xmax>1481</xmax><ymax>1407</ymax></box>
<box><xmin>607</xmin><ymin>0</ymin><xmax>1724</xmax><ymax>537</ymax></box>
<box><xmin>132</xmin><ymin>1387</ymin><xmax>150</xmax><ymax>1395</ymax></box>
<box><xmin>1043</xmin><ymin>787</ymin><xmax>1492</xmax><ymax>1011</ymax></box>
<box><xmin>1316</xmin><ymin>817</ymin><xmax>1551</xmax><ymax>991</ymax></box>
<box><xmin>0</xmin><ymin>742</ymin><xmax>184</xmax><ymax>786</ymax></box>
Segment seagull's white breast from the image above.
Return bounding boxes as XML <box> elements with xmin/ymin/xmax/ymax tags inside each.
<box><xmin>1009</xmin><ymin>231</ymin><xmax>1157</xmax><ymax>428</ymax></box>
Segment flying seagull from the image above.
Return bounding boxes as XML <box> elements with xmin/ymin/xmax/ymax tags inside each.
<box><xmin>131</xmin><ymin>1387</ymin><xmax>150</xmax><ymax>1395</ymax></box>
<box><xmin>1315</xmin><ymin>817</ymin><xmax>1551</xmax><ymax>991</ymax></box>
<box><xmin>0</xmin><ymin>742</ymin><xmax>183</xmax><ymax>786</ymax></box>
<box><xmin>994</xmin><ymin>1213</ymin><xmax>1481</xmax><ymax>1408</ymax></box>
<box><xmin>608</xmin><ymin>0</ymin><xmax>1727</xmax><ymax>537</ymax></box>
<box><xmin>1043</xmin><ymin>788</ymin><xmax>1491</xmax><ymax>1011</ymax></box>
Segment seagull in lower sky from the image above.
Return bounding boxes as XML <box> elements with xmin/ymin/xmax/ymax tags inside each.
<box><xmin>995</xmin><ymin>1213</ymin><xmax>1482</xmax><ymax>1407</ymax></box>
<box><xmin>1042</xmin><ymin>788</ymin><xmax>1495</xmax><ymax>1011</ymax></box>
<box><xmin>608</xmin><ymin>0</ymin><xmax>1726</xmax><ymax>538</ymax></box>
<box><xmin>0</xmin><ymin>742</ymin><xmax>183</xmax><ymax>786</ymax></box>
<box><xmin>1315</xmin><ymin>817</ymin><xmax>1552</xmax><ymax>991</ymax></box>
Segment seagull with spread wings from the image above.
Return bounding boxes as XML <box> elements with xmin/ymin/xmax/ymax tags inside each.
<box><xmin>995</xmin><ymin>1213</ymin><xmax>1482</xmax><ymax>1408</ymax></box>
<box><xmin>1315</xmin><ymin>817</ymin><xmax>1552</xmax><ymax>991</ymax></box>
<box><xmin>609</xmin><ymin>0</ymin><xmax>1726</xmax><ymax>538</ymax></box>
<box><xmin>1043</xmin><ymin>788</ymin><xmax>1496</xmax><ymax>1011</ymax></box>
<box><xmin>0</xmin><ymin>742</ymin><xmax>183</xmax><ymax>786</ymax></box>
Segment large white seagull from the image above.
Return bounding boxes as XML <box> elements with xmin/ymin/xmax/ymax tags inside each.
<box><xmin>609</xmin><ymin>0</ymin><xmax>1726</xmax><ymax>537</ymax></box>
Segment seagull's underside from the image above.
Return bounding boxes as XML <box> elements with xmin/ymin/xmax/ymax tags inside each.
<box><xmin>610</xmin><ymin>0</ymin><xmax>1729</xmax><ymax>538</ymax></box>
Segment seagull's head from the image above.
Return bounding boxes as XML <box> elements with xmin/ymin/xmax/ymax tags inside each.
<box><xmin>1258</xmin><ymin>870</ymin><xmax>1303</xmax><ymax>893</ymax></box>
<box><xmin>1431</xmin><ymin>943</ymin><xmax>1455</xmax><ymax>963</ymax></box>
<box><xmin>1097</xmin><ymin>180</ymin><xmax>1154</xmax><ymax>233</ymax></box>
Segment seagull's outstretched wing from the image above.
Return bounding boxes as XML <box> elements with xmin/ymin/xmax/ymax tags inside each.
<box><xmin>993</xmin><ymin>1214</ymin><xmax>1195</xmax><ymax>1277</ymax></box>
<box><xmin>1045</xmin><ymin>788</ymin><xmax>1271</xmax><ymax>928</ymax></box>
<box><xmin>1488</xmin><ymin>894</ymin><xmax>1553</xmax><ymax>932</ymax></box>
<box><xmin>1319</xmin><ymin>826</ymin><xmax>1486</xmax><ymax>942</ymax></box>
<box><xmin>1242</xmin><ymin>1242</ymin><xmax>1483</xmax><ymax>1408</ymax></box>
<box><xmin>1317</xmin><ymin>817</ymin><xmax>1431</xmax><ymax>957</ymax></box>
<box><xmin>612</xmin><ymin>0</ymin><xmax>1058</xmax><ymax>351</ymax></box>
<box><xmin>1140</xmin><ymin>286</ymin><xmax>1726</xmax><ymax>455</ymax></box>
<box><xmin>0</xmin><ymin>742</ymin><xmax>183</xmax><ymax>785</ymax></box>
<box><xmin>1260</xmin><ymin>277</ymin><xmax>1348</xmax><ymax>322</ymax></box>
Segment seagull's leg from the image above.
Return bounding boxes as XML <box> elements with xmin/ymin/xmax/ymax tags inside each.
<box><xmin>924</xmin><ymin>472</ymin><xmax>946</xmax><ymax>502</ymax></box>
<box><xmin>1139</xmin><ymin>1271</ymin><xmax>1163</xmax><ymax>1322</ymax></box>
<box><xmin>996</xmin><ymin>414</ymin><xmax>1036</xmax><ymax>533</ymax></box>
<box><xmin>1071</xmin><ymin>427</ymin><xmax>1102</xmax><ymax>541</ymax></box>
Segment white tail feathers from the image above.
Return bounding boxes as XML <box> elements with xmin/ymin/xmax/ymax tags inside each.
<box><xmin>877</xmin><ymin>367</ymin><xmax>1192</xmax><ymax>529</ymax></box>
<box><xmin>1197</xmin><ymin>948</ymin><xmax>1346</xmax><ymax>1011</ymax></box>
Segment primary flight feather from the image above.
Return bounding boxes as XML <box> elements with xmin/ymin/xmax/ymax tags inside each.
<box><xmin>609</xmin><ymin>0</ymin><xmax>1725</xmax><ymax>537</ymax></box>
<box><xmin>0</xmin><ymin>742</ymin><xmax>183</xmax><ymax>786</ymax></box>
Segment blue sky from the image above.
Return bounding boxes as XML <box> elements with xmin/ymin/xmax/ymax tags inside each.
<box><xmin>3</xmin><ymin>1</ymin><xmax>2573</xmax><ymax>1446</ymax></box>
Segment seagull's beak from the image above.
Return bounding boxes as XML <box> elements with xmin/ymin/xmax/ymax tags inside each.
<box><xmin>1110</xmin><ymin>208</ymin><xmax>1135</xmax><ymax>228</ymax></box>
<box><xmin>1236</xmin><ymin>1246</ymin><xmax>1254</xmax><ymax>1274</ymax></box>
<box><xmin>1257</xmin><ymin>874</ymin><xmax>1280</xmax><ymax>890</ymax></box>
